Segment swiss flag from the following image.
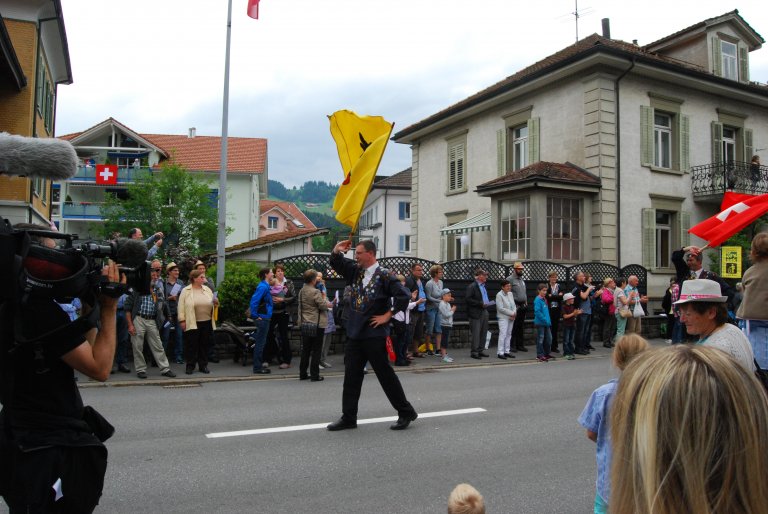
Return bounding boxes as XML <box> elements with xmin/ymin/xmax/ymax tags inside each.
<box><xmin>689</xmin><ymin>194</ymin><xmax>768</xmax><ymax>248</ymax></box>
<box><xmin>720</xmin><ymin>191</ymin><xmax>756</xmax><ymax>211</ymax></box>
<box><xmin>95</xmin><ymin>164</ymin><xmax>118</xmax><ymax>185</ymax></box>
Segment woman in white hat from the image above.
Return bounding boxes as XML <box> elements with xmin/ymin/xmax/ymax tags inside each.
<box><xmin>674</xmin><ymin>279</ymin><xmax>755</xmax><ymax>372</ymax></box>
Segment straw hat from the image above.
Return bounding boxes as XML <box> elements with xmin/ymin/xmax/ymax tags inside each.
<box><xmin>673</xmin><ymin>279</ymin><xmax>727</xmax><ymax>305</ymax></box>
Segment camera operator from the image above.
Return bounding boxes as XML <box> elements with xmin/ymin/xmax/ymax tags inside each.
<box><xmin>0</xmin><ymin>226</ymin><xmax>123</xmax><ymax>513</ymax></box>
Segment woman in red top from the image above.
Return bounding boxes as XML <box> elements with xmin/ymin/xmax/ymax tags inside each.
<box><xmin>600</xmin><ymin>278</ymin><xmax>617</xmax><ymax>348</ymax></box>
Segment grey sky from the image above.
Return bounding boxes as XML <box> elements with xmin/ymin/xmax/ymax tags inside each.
<box><xmin>56</xmin><ymin>0</ymin><xmax>768</xmax><ymax>187</ymax></box>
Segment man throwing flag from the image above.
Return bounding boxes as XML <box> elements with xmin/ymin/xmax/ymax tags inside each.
<box><xmin>326</xmin><ymin>239</ymin><xmax>418</xmax><ymax>431</ymax></box>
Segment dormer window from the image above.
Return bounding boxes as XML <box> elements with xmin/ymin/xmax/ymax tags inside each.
<box><xmin>721</xmin><ymin>41</ymin><xmax>738</xmax><ymax>80</ymax></box>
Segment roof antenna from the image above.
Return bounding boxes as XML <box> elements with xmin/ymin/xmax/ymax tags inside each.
<box><xmin>573</xmin><ymin>0</ymin><xmax>580</xmax><ymax>42</ymax></box>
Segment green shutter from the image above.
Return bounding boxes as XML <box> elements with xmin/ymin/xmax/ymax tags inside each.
<box><xmin>680</xmin><ymin>115</ymin><xmax>690</xmax><ymax>172</ymax></box>
<box><xmin>497</xmin><ymin>129</ymin><xmax>505</xmax><ymax>176</ymax></box>
<box><xmin>457</xmin><ymin>143</ymin><xmax>465</xmax><ymax>190</ymax></box>
<box><xmin>712</xmin><ymin>37</ymin><xmax>722</xmax><ymax>76</ymax></box>
<box><xmin>640</xmin><ymin>106</ymin><xmax>654</xmax><ymax>166</ymax></box>
<box><xmin>679</xmin><ymin>211</ymin><xmax>691</xmax><ymax>248</ymax></box>
<box><xmin>711</xmin><ymin>121</ymin><xmax>723</xmax><ymax>164</ymax></box>
<box><xmin>738</xmin><ymin>44</ymin><xmax>749</xmax><ymax>82</ymax></box>
<box><xmin>744</xmin><ymin>128</ymin><xmax>754</xmax><ymax>162</ymax></box>
<box><xmin>642</xmin><ymin>208</ymin><xmax>656</xmax><ymax>270</ymax></box>
<box><xmin>528</xmin><ymin>117</ymin><xmax>540</xmax><ymax>164</ymax></box>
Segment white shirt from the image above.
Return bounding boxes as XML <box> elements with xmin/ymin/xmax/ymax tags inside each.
<box><xmin>362</xmin><ymin>263</ymin><xmax>379</xmax><ymax>288</ymax></box>
<box><xmin>701</xmin><ymin>323</ymin><xmax>756</xmax><ymax>373</ymax></box>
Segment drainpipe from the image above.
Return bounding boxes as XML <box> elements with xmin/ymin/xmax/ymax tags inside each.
<box><xmin>383</xmin><ymin>189</ymin><xmax>388</xmax><ymax>256</ymax></box>
<box><xmin>614</xmin><ymin>57</ymin><xmax>635</xmax><ymax>268</ymax></box>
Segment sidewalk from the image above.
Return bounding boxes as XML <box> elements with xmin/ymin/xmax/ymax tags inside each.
<box><xmin>78</xmin><ymin>339</ymin><xmax>669</xmax><ymax>388</ymax></box>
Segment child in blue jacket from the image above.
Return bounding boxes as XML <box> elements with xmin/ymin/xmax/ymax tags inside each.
<box><xmin>533</xmin><ymin>283</ymin><xmax>554</xmax><ymax>362</ymax></box>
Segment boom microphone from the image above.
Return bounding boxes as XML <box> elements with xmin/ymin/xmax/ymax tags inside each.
<box><xmin>0</xmin><ymin>132</ymin><xmax>78</xmax><ymax>179</ymax></box>
<box><xmin>114</xmin><ymin>238</ymin><xmax>149</xmax><ymax>268</ymax></box>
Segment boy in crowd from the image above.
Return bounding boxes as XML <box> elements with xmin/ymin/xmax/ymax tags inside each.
<box><xmin>438</xmin><ymin>288</ymin><xmax>457</xmax><ymax>363</ymax></box>
<box><xmin>561</xmin><ymin>292</ymin><xmax>581</xmax><ymax>360</ymax></box>
<box><xmin>534</xmin><ymin>283</ymin><xmax>554</xmax><ymax>362</ymax></box>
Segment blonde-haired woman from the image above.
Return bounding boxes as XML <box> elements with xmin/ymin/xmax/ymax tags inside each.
<box><xmin>178</xmin><ymin>269</ymin><xmax>217</xmax><ymax>375</ymax></box>
<box><xmin>610</xmin><ymin>345</ymin><xmax>768</xmax><ymax>514</ymax></box>
<box><xmin>297</xmin><ymin>269</ymin><xmax>330</xmax><ymax>382</ymax></box>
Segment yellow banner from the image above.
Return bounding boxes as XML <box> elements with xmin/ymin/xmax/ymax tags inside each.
<box><xmin>721</xmin><ymin>246</ymin><xmax>742</xmax><ymax>278</ymax></box>
<box><xmin>328</xmin><ymin>110</ymin><xmax>393</xmax><ymax>229</ymax></box>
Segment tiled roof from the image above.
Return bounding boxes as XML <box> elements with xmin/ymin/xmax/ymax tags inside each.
<box><xmin>476</xmin><ymin>161</ymin><xmax>600</xmax><ymax>194</ymax></box>
<box><xmin>259</xmin><ymin>199</ymin><xmax>317</xmax><ymax>230</ymax></box>
<box><xmin>395</xmin><ymin>27</ymin><xmax>768</xmax><ymax>141</ymax></box>
<box><xmin>225</xmin><ymin>228</ymin><xmax>328</xmax><ymax>255</ymax></box>
<box><xmin>643</xmin><ymin>10</ymin><xmax>764</xmax><ymax>50</ymax></box>
<box><xmin>373</xmin><ymin>168</ymin><xmax>412</xmax><ymax>189</ymax></box>
<box><xmin>142</xmin><ymin>134</ymin><xmax>266</xmax><ymax>174</ymax></box>
<box><xmin>59</xmin><ymin>118</ymin><xmax>266</xmax><ymax>174</ymax></box>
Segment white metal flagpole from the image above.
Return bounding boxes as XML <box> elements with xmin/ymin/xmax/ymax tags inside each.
<box><xmin>216</xmin><ymin>0</ymin><xmax>233</xmax><ymax>288</ymax></box>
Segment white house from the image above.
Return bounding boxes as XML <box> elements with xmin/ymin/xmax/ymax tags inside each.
<box><xmin>393</xmin><ymin>10</ymin><xmax>768</xmax><ymax>298</ymax></box>
<box><xmin>358</xmin><ymin>168</ymin><xmax>412</xmax><ymax>257</ymax></box>
<box><xmin>56</xmin><ymin>117</ymin><xmax>267</xmax><ymax>246</ymax></box>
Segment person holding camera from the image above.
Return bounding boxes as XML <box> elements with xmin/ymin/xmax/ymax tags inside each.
<box><xmin>0</xmin><ymin>225</ymin><xmax>124</xmax><ymax>513</ymax></box>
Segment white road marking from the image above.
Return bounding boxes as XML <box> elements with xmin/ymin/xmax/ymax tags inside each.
<box><xmin>205</xmin><ymin>407</ymin><xmax>486</xmax><ymax>439</ymax></box>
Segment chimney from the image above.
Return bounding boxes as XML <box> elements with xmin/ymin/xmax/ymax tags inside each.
<box><xmin>188</xmin><ymin>127</ymin><xmax>196</xmax><ymax>138</ymax></box>
<box><xmin>601</xmin><ymin>18</ymin><xmax>611</xmax><ymax>39</ymax></box>
<box><xmin>632</xmin><ymin>39</ymin><xmax>638</xmax><ymax>46</ymax></box>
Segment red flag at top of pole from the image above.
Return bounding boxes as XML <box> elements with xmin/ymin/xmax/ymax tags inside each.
<box><xmin>720</xmin><ymin>191</ymin><xmax>756</xmax><ymax>211</ymax></box>
<box><xmin>247</xmin><ymin>0</ymin><xmax>260</xmax><ymax>19</ymax></box>
<box><xmin>689</xmin><ymin>194</ymin><xmax>768</xmax><ymax>248</ymax></box>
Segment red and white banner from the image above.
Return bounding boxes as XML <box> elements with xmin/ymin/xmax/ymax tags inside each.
<box><xmin>95</xmin><ymin>164</ymin><xmax>118</xmax><ymax>185</ymax></box>
<box><xmin>246</xmin><ymin>0</ymin><xmax>260</xmax><ymax>19</ymax></box>
<box><xmin>720</xmin><ymin>191</ymin><xmax>756</xmax><ymax>211</ymax></box>
<box><xmin>689</xmin><ymin>194</ymin><xmax>768</xmax><ymax>248</ymax></box>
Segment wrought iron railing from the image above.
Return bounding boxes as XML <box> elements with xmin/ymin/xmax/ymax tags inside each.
<box><xmin>61</xmin><ymin>202</ymin><xmax>105</xmax><ymax>219</ymax></box>
<box><xmin>70</xmin><ymin>166</ymin><xmax>151</xmax><ymax>183</ymax></box>
<box><xmin>691</xmin><ymin>161</ymin><xmax>768</xmax><ymax>198</ymax></box>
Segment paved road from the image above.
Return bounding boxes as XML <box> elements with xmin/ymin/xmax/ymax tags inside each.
<box><xmin>66</xmin><ymin>353</ymin><xmax>626</xmax><ymax>513</ymax></box>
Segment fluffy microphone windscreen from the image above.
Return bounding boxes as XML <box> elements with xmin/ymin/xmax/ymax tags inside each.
<box><xmin>114</xmin><ymin>238</ymin><xmax>149</xmax><ymax>268</ymax></box>
<box><xmin>0</xmin><ymin>132</ymin><xmax>78</xmax><ymax>179</ymax></box>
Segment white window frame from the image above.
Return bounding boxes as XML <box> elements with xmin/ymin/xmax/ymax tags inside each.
<box><xmin>398</xmin><ymin>201</ymin><xmax>411</xmax><ymax>220</ymax></box>
<box><xmin>655</xmin><ymin>211</ymin><xmax>673</xmax><ymax>269</ymax></box>
<box><xmin>267</xmin><ymin>216</ymin><xmax>279</xmax><ymax>229</ymax></box>
<box><xmin>721</xmin><ymin>41</ymin><xmax>738</xmax><ymax>80</ymax></box>
<box><xmin>512</xmin><ymin>125</ymin><xmax>528</xmax><ymax>171</ymax></box>
<box><xmin>398</xmin><ymin>234</ymin><xmax>411</xmax><ymax>253</ymax></box>
<box><xmin>653</xmin><ymin>112</ymin><xmax>672</xmax><ymax>169</ymax></box>
<box><xmin>546</xmin><ymin>197</ymin><xmax>581</xmax><ymax>261</ymax></box>
<box><xmin>722</xmin><ymin>126</ymin><xmax>737</xmax><ymax>164</ymax></box>
<box><xmin>499</xmin><ymin>197</ymin><xmax>530</xmax><ymax>261</ymax></box>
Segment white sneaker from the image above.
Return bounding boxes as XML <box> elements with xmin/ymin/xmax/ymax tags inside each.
<box><xmin>262</xmin><ymin>362</ymin><xmax>269</xmax><ymax>368</ymax></box>
<box><xmin>442</xmin><ymin>355</ymin><xmax>454</xmax><ymax>363</ymax></box>
<box><xmin>320</xmin><ymin>361</ymin><xmax>331</xmax><ymax>369</ymax></box>
<box><xmin>664</xmin><ymin>339</ymin><xmax>672</xmax><ymax>345</ymax></box>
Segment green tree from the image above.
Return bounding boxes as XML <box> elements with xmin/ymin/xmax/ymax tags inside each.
<box><xmin>100</xmin><ymin>163</ymin><xmax>221</xmax><ymax>256</ymax></box>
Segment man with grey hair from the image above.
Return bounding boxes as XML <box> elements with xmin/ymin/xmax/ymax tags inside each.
<box><xmin>624</xmin><ymin>275</ymin><xmax>648</xmax><ymax>335</ymax></box>
<box><xmin>507</xmin><ymin>262</ymin><xmax>528</xmax><ymax>352</ymax></box>
<box><xmin>466</xmin><ymin>268</ymin><xmax>492</xmax><ymax>359</ymax></box>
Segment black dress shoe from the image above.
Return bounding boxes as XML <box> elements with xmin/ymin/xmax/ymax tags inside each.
<box><xmin>199</xmin><ymin>367</ymin><xmax>210</xmax><ymax>374</ymax></box>
<box><xmin>517</xmin><ymin>346</ymin><xmax>529</xmax><ymax>352</ymax></box>
<box><xmin>118</xmin><ymin>364</ymin><xmax>130</xmax><ymax>373</ymax></box>
<box><xmin>470</xmin><ymin>353</ymin><xmax>481</xmax><ymax>360</ymax></box>
<box><xmin>299</xmin><ymin>375</ymin><xmax>309</xmax><ymax>380</ymax></box>
<box><xmin>479</xmin><ymin>351</ymin><xmax>490</xmax><ymax>358</ymax></box>
<box><xmin>497</xmin><ymin>354</ymin><xmax>507</xmax><ymax>360</ymax></box>
<box><xmin>310</xmin><ymin>376</ymin><xmax>324</xmax><ymax>382</ymax></box>
<box><xmin>504</xmin><ymin>353</ymin><xmax>515</xmax><ymax>359</ymax></box>
<box><xmin>327</xmin><ymin>418</ymin><xmax>357</xmax><ymax>431</ymax></box>
<box><xmin>390</xmin><ymin>411</ymin><xmax>418</xmax><ymax>431</ymax></box>
<box><xmin>185</xmin><ymin>368</ymin><xmax>194</xmax><ymax>375</ymax></box>
<box><xmin>586</xmin><ymin>344</ymin><xmax>596</xmax><ymax>350</ymax></box>
<box><xmin>208</xmin><ymin>356</ymin><xmax>220</xmax><ymax>363</ymax></box>
<box><xmin>253</xmin><ymin>368</ymin><xmax>271</xmax><ymax>374</ymax></box>
<box><xmin>603</xmin><ymin>343</ymin><xmax>612</xmax><ymax>348</ymax></box>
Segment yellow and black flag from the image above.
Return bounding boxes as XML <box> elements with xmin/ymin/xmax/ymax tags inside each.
<box><xmin>328</xmin><ymin>110</ymin><xmax>394</xmax><ymax>229</ymax></box>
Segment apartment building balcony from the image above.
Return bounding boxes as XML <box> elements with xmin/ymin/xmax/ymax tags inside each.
<box><xmin>691</xmin><ymin>161</ymin><xmax>768</xmax><ymax>203</ymax></box>
<box><xmin>61</xmin><ymin>202</ymin><xmax>105</xmax><ymax>220</ymax></box>
<box><xmin>70</xmin><ymin>165</ymin><xmax>152</xmax><ymax>184</ymax></box>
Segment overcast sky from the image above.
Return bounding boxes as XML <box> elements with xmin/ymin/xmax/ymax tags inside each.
<box><xmin>56</xmin><ymin>0</ymin><xmax>768</xmax><ymax>188</ymax></box>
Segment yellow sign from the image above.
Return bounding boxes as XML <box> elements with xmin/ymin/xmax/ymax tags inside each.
<box><xmin>721</xmin><ymin>246</ymin><xmax>742</xmax><ymax>278</ymax></box>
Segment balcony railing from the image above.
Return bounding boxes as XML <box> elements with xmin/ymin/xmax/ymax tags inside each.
<box><xmin>70</xmin><ymin>165</ymin><xmax>152</xmax><ymax>183</ymax></box>
<box><xmin>61</xmin><ymin>202</ymin><xmax>105</xmax><ymax>219</ymax></box>
<box><xmin>691</xmin><ymin>161</ymin><xmax>768</xmax><ymax>200</ymax></box>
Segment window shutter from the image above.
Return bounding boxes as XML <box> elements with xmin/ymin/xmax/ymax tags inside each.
<box><xmin>642</xmin><ymin>208</ymin><xmax>656</xmax><ymax>270</ymax></box>
<box><xmin>640</xmin><ymin>106</ymin><xmax>654</xmax><ymax>166</ymax></box>
<box><xmin>744</xmin><ymin>129</ymin><xmax>754</xmax><ymax>162</ymax></box>
<box><xmin>528</xmin><ymin>117</ymin><xmax>540</xmax><ymax>164</ymax></box>
<box><xmin>680</xmin><ymin>115</ymin><xmax>690</xmax><ymax>172</ymax></box>
<box><xmin>497</xmin><ymin>129</ymin><xmax>505</xmax><ymax>176</ymax></box>
<box><xmin>712</xmin><ymin>37</ymin><xmax>722</xmax><ymax>77</ymax></box>
<box><xmin>679</xmin><ymin>210</ymin><xmax>691</xmax><ymax>248</ymax></box>
<box><xmin>456</xmin><ymin>144</ymin><xmax>465</xmax><ymax>190</ymax></box>
<box><xmin>711</xmin><ymin>121</ymin><xmax>723</xmax><ymax>163</ymax></box>
<box><xmin>448</xmin><ymin>144</ymin><xmax>458</xmax><ymax>191</ymax></box>
<box><xmin>738</xmin><ymin>43</ymin><xmax>749</xmax><ymax>82</ymax></box>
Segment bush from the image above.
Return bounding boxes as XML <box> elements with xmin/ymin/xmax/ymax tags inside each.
<box><xmin>216</xmin><ymin>261</ymin><xmax>262</xmax><ymax>325</ymax></box>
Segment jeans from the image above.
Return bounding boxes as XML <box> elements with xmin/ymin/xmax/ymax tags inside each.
<box><xmin>671</xmin><ymin>317</ymin><xmax>685</xmax><ymax>343</ymax></box>
<box><xmin>743</xmin><ymin>320</ymin><xmax>768</xmax><ymax>370</ymax></box>
<box><xmin>115</xmin><ymin>309</ymin><xmax>130</xmax><ymax>366</ymax></box>
<box><xmin>562</xmin><ymin>325</ymin><xmax>575</xmax><ymax>355</ymax></box>
<box><xmin>575</xmin><ymin>313</ymin><xmax>590</xmax><ymax>351</ymax></box>
<box><xmin>251</xmin><ymin>318</ymin><xmax>270</xmax><ymax>371</ymax></box>
<box><xmin>614</xmin><ymin>313</ymin><xmax>627</xmax><ymax>342</ymax></box>
<box><xmin>424</xmin><ymin>307</ymin><xmax>441</xmax><ymax>334</ymax></box>
<box><xmin>535</xmin><ymin>325</ymin><xmax>552</xmax><ymax>357</ymax></box>
<box><xmin>162</xmin><ymin>318</ymin><xmax>184</xmax><ymax>360</ymax></box>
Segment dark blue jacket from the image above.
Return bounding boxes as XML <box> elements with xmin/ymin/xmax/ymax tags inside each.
<box><xmin>249</xmin><ymin>280</ymin><xmax>273</xmax><ymax>320</ymax></box>
<box><xmin>330</xmin><ymin>252</ymin><xmax>409</xmax><ymax>340</ymax></box>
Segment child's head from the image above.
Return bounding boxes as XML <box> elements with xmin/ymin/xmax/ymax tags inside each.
<box><xmin>563</xmin><ymin>292</ymin><xmax>575</xmax><ymax>305</ymax></box>
<box><xmin>397</xmin><ymin>274</ymin><xmax>406</xmax><ymax>285</ymax></box>
<box><xmin>441</xmin><ymin>288</ymin><xmax>452</xmax><ymax>301</ymax></box>
<box><xmin>613</xmin><ymin>333</ymin><xmax>650</xmax><ymax>371</ymax></box>
<box><xmin>447</xmin><ymin>483</ymin><xmax>485</xmax><ymax>514</ymax></box>
<box><xmin>537</xmin><ymin>283</ymin><xmax>547</xmax><ymax>296</ymax></box>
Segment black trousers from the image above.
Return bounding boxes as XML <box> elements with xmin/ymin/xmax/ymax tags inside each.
<box><xmin>341</xmin><ymin>336</ymin><xmax>416</xmax><ymax>421</ymax></box>
<box><xmin>299</xmin><ymin>328</ymin><xmax>323</xmax><ymax>379</ymax></box>
<box><xmin>184</xmin><ymin>320</ymin><xmax>212</xmax><ymax>370</ymax></box>
<box><xmin>549</xmin><ymin>307</ymin><xmax>561</xmax><ymax>350</ymax></box>
<box><xmin>267</xmin><ymin>312</ymin><xmax>292</xmax><ymax>364</ymax></box>
<box><xmin>512</xmin><ymin>305</ymin><xmax>527</xmax><ymax>349</ymax></box>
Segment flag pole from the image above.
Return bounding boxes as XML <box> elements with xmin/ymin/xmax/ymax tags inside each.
<box><xmin>216</xmin><ymin>0</ymin><xmax>233</xmax><ymax>288</ymax></box>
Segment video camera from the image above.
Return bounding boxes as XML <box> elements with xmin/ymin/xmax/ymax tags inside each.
<box><xmin>0</xmin><ymin>219</ymin><xmax>151</xmax><ymax>305</ymax></box>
